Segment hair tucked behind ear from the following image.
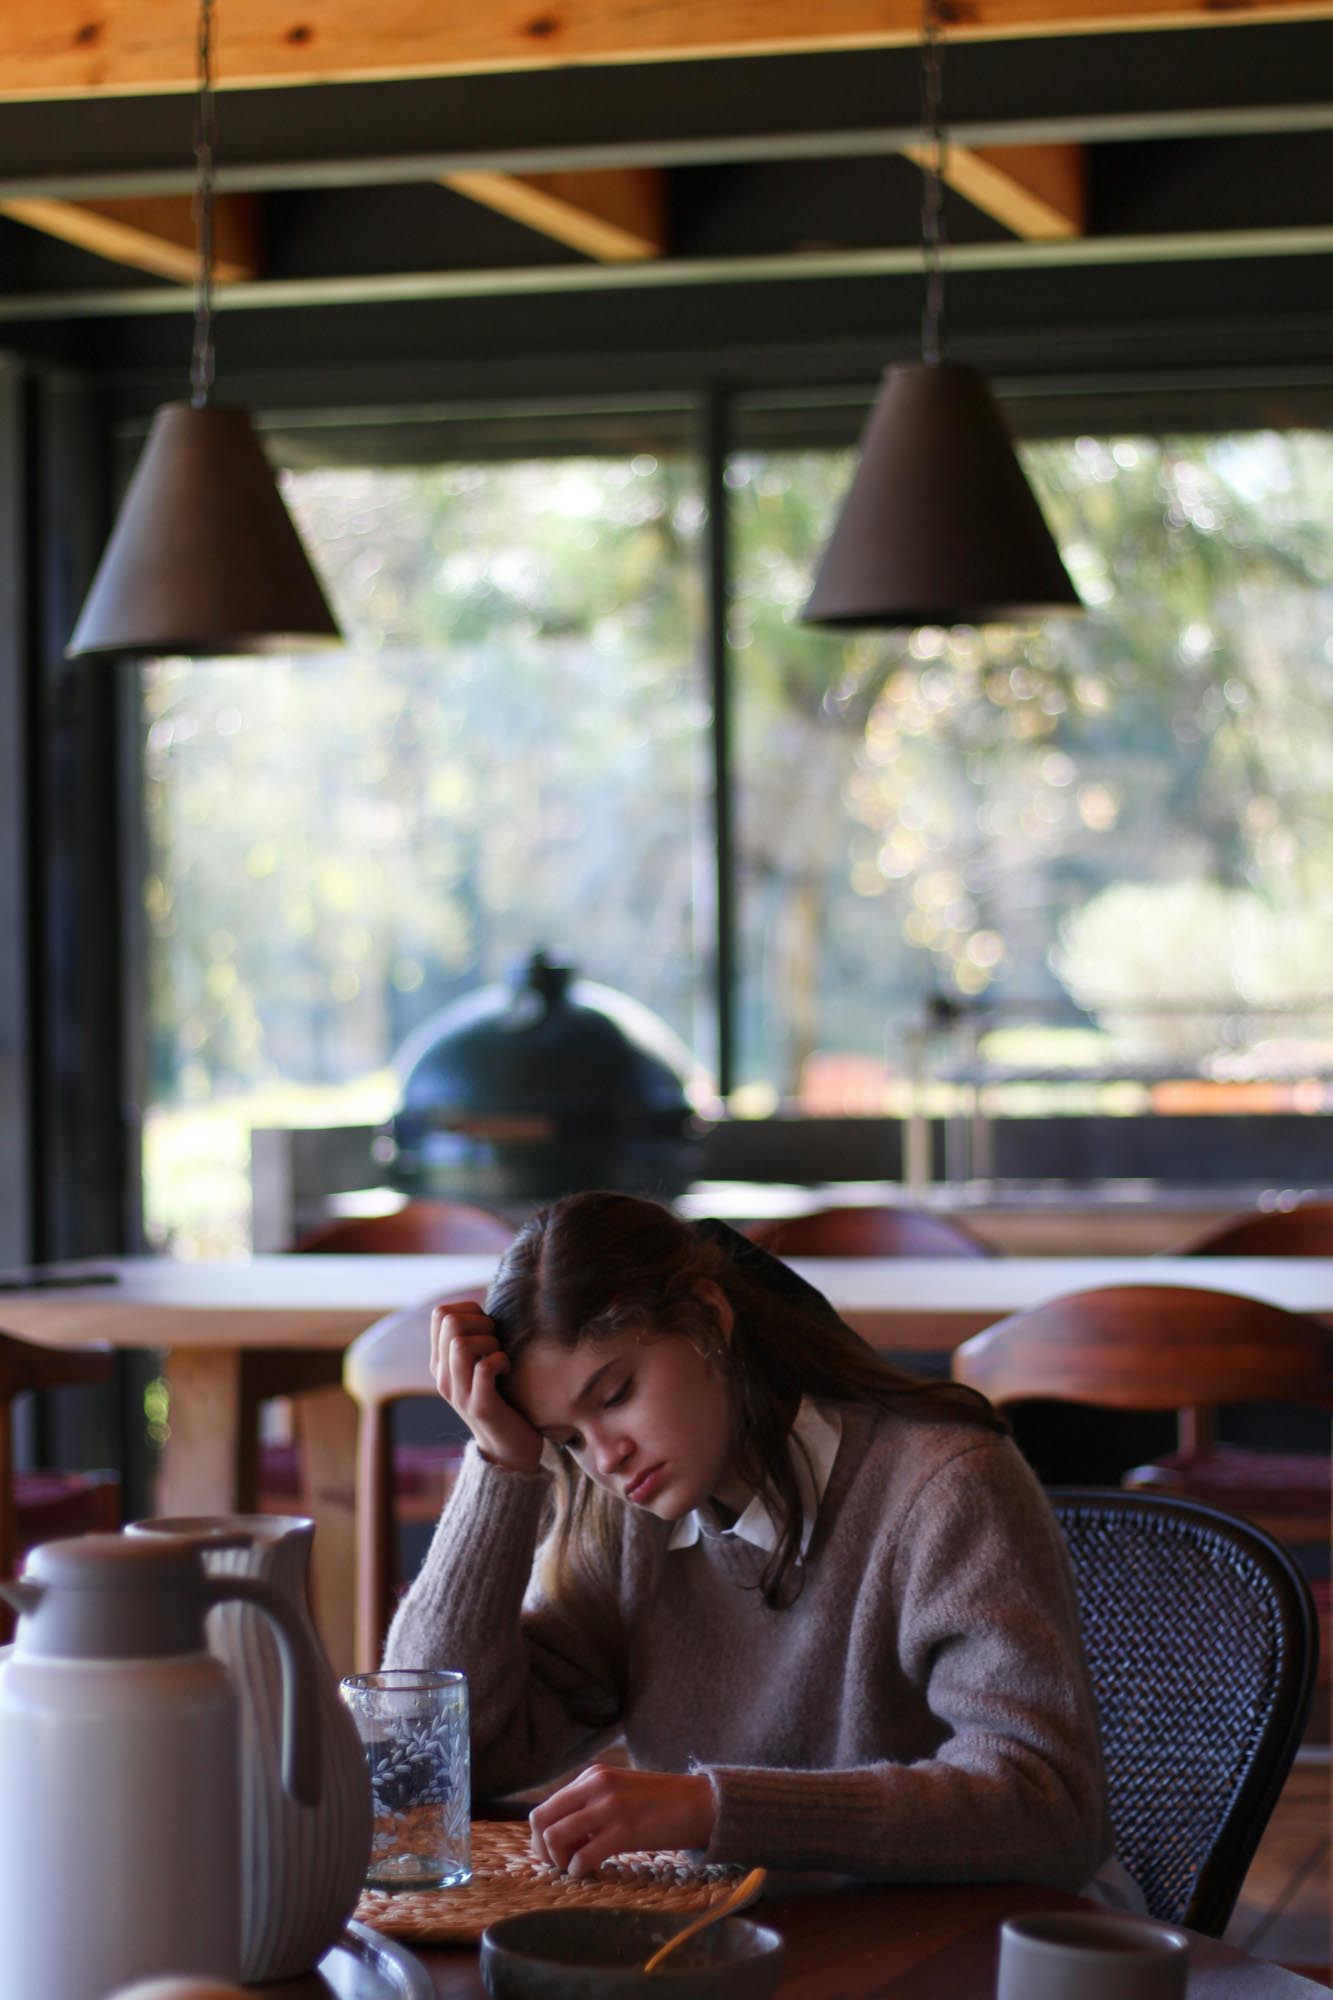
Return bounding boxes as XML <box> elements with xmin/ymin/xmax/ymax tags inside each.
<box><xmin>484</xmin><ymin>1191</ymin><xmax>1005</xmax><ymax>1677</ymax></box>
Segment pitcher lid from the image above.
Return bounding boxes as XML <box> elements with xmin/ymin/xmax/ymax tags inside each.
<box><xmin>25</xmin><ymin>1534</ymin><xmax>205</xmax><ymax>1592</ymax></box>
<box><xmin>14</xmin><ymin>1533</ymin><xmax>215</xmax><ymax>1661</ymax></box>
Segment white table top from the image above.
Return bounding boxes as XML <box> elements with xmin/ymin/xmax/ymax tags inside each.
<box><xmin>2</xmin><ymin>1254</ymin><xmax>1332</xmax><ymax>1353</ymax></box>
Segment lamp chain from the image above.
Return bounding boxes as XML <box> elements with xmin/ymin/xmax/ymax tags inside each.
<box><xmin>919</xmin><ymin>0</ymin><xmax>949</xmax><ymax>367</ymax></box>
<box><xmin>190</xmin><ymin>0</ymin><xmax>218</xmax><ymax>408</ymax></box>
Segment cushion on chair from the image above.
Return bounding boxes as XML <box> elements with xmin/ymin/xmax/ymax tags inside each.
<box><xmin>1124</xmin><ymin>1445</ymin><xmax>1331</xmax><ymax>1520</ymax></box>
<box><xmin>15</xmin><ymin>1470</ymin><xmax>120</xmax><ymax>1548</ymax></box>
<box><xmin>258</xmin><ymin>1439</ymin><xmax>466</xmax><ymax>1510</ymax></box>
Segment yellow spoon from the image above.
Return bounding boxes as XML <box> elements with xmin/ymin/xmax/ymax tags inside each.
<box><xmin>641</xmin><ymin>1866</ymin><xmax>768</xmax><ymax>1975</ymax></box>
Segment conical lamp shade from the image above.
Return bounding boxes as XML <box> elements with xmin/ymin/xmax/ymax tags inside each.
<box><xmin>802</xmin><ymin>362</ymin><xmax>1082</xmax><ymax>629</ymax></box>
<box><xmin>67</xmin><ymin>402</ymin><xmax>343</xmax><ymax>658</ymax></box>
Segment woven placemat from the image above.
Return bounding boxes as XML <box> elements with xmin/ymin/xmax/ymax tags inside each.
<box><xmin>356</xmin><ymin>1818</ymin><xmax>743</xmax><ymax>1945</ymax></box>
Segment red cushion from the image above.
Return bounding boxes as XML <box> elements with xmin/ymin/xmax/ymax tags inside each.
<box><xmin>1124</xmin><ymin>1445</ymin><xmax>1330</xmax><ymax>1518</ymax></box>
<box><xmin>15</xmin><ymin>1471</ymin><xmax>120</xmax><ymax>1549</ymax></box>
<box><xmin>258</xmin><ymin>1440</ymin><xmax>466</xmax><ymax>1500</ymax></box>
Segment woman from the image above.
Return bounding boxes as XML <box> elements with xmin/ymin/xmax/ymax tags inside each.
<box><xmin>385</xmin><ymin>1190</ymin><xmax>1117</xmax><ymax>1891</ymax></box>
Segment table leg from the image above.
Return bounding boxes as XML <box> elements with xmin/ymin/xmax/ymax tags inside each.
<box><xmin>157</xmin><ymin>1348</ymin><xmax>252</xmax><ymax>1514</ymax></box>
<box><xmin>292</xmin><ymin>1383</ymin><xmax>359</xmax><ymax>1681</ymax></box>
<box><xmin>157</xmin><ymin>1348</ymin><xmax>356</xmax><ymax>1678</ymax></box>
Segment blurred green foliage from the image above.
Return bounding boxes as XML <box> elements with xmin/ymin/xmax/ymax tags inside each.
<box><xmin>142</xmin><ymin>431</ymin><xmax>1333</xmax><ymax>1251</ymax></box>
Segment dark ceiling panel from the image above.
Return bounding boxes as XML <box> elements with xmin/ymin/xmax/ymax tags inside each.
<box><xmin>0</xmin><ymin>214</ymin><xmax>175</xmax><ymax>291</ymax></box>
<box><xmin>262</xmin><ymin>184</ymin><xmax>582</xmax><ymax>280</ymax></box>
<box><xmin>669</xmin><ymin>158</ymin><xmax>1010</xmax><ymax>258</ymax></box>
<box><xmin>1091</xmin><ymin>132</ymin><xmax>1333</xmax><ymax>235</ymax></box>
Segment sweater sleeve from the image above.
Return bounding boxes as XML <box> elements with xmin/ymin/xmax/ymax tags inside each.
<box><xmin>700</xmin><ymin>1438</ymin><xmax>1111</xmax><ymax>1888</ymax></box>
<box><xmin>382</xmin><ymin>1442</ymin><xmax>624</xmax><ymax>1798</ymax></box>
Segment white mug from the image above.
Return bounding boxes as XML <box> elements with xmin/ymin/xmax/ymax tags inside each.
<box><xmin>997</xmin><ymin>1911</ymin><xmax>1190</xmax><ymax>2000</ymax></box>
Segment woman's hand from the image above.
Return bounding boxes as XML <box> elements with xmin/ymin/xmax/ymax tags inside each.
<box><xmin>429</xmin><ymin>1301</ymin><xmax>543</xmax><ymax>1474</ymax></box>
<box><xmin>528</xmin><ymin>1765</ymin><xmax>717</xmax><ymax>1877</ymax></box>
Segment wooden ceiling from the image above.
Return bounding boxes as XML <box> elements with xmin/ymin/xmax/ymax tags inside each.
<box><xmin>3</xmin><ymin>0</ymin><xmax>1329</xmax><ymax>95</ymax></box>
<box><xmin>0</xmin><ymin>1</ymin><xmax>1328</xmax><ymax>414</ymax></box>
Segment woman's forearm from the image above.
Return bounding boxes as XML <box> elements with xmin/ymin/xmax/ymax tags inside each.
<box><xmin>702</xmin><ymin>1749</ymin><xmax>1105</xmax><ymax>1886</ymax></box>
<box><xmin>383</xmin><ymin>1443</ymin><xmax>622</xmax><ymax>1796</ymax></box>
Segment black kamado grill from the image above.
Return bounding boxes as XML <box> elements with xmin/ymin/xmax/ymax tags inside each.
<box><xmin>388</xmin><ymin>950</ymin><xmax>704</xmax><ymax>1209</ymax></box>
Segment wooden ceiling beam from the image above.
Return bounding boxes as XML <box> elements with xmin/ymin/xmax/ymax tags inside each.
<box><xmin>0</xmin><ymin>192</ymin><xmax>261</xmax><ymax>280</ymax></box>
<box><xmin>903</xmin><ymin>141</ymin><xmax>1087</xmax><ymax>237</ymax></box>
<box><xmin>442</xmin><ymin>167</ymin><xmax>666</xmax><ymax>261</ymax></box>
<box><xmin>0</xmin><ymin>0</ymin><xmax>1329</xmax><ymax>102</ymax></box>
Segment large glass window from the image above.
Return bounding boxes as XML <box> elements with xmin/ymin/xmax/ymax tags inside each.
<box><xmin>729</xmin><ymin>430</ymin><xmax>1333</xmax><ymax>1118</ymax></box>
<box><xmin>142</xmin><ymin>452</ymin><xmax>708</xmax><ymax>1254</ymax></box>
<box><xmin>141</xmin><ymin>417</ymin><xmax>1333</xmax><ymax>1248</ymax></box>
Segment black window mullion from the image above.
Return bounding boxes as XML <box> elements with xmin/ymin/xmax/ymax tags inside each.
<box><xmin>703</xmin><ymin>386</ymin><xmax>736</xmax><ymax>1099</ymax></box>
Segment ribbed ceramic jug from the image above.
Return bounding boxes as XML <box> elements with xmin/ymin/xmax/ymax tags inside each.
<box><xmin>0</xmin><ymin>1532</ymin><xmax>319</xmax><ymax>2000</ymax></box>
<box><xmin>130</xmin><ymin>1515</ymin><xmax>372</xmax><ymax>1981</ymax></box>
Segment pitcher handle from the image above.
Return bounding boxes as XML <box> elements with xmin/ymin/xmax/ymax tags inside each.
<box><xmin>203</xmin><ymin>1574</ymin><xmax>322</xmax><ymax>1807</ymax></box>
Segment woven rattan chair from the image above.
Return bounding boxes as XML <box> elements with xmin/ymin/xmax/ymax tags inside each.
<box><xmin>1050</xmin><ymin>1487</ymin><xmax>1315</xmax><ymax>1935</ymax></box>
<box><xmin>1048</xmin><ymin>1488</ymin><xmax>1320</xmax><ymax>1936</ymax></box>
<box><xmin>743</xmin><ymin>1204</ymin><xmax>991</xmax><ymax>1259</ymax></box>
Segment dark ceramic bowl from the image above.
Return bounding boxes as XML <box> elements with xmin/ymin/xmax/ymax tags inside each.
<box><xmin>479</xmin><ymin>1908</ymin><xmax>784</xmax><ymax>2000</ymax></box>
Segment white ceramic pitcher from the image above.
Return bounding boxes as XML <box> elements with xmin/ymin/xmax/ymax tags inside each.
<box><xmin>130</xmin><ymin>1515</ymin><xmax>373</xmax><ymax>1980</ymax></box>
<box><xmin>0</xmin><ymin>1532</ymin><xmax>319</xmax><ymax>2000</ymax></box>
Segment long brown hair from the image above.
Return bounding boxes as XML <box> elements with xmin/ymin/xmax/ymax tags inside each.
<box><xmin>485</xmin><ymin>1191</ymin><xmax>1004</xmax><ymax>1662</ymax></box>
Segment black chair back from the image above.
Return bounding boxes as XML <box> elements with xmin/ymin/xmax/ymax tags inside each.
<box><xmin>1051</xmin><ymin>1487</ymin><xmax>1316</xmax><ymax>1937</ymax></box>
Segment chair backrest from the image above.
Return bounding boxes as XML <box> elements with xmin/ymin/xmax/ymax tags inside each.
<box><xmin>0</xmin><ymin>1331</ymin><xmax>114</xmax><ymax>1637</ymax></box>
<box><xmin>1180</xmin><ymin>1200</ymin><xmax>1333</xmax><ymax>1257</ymax></box>
<box><xmin>293</xmin><ymin>1199</ymin><xmax>517</xmax><ymax>1255</ymax></box>
<box><xmin>1050</xmin><ymin>1487</ymin><xmax>1316</xmax><ymax>1934</ymax></box>
<box><xmin>952</xmin><ymin>1283</ymin><xmax>1333</xmax><ymax>1413</ymax></box>
<box><xmin>744</xmin><ymin>1204</ymin><xmax>991</xmax><ymax>1259</ymax></box>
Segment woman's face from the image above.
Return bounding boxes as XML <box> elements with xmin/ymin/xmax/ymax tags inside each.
<box><xmin>507</xmin><ymin>1302</ymin><xmax>745</xmax><ymax>1519</ymax></box>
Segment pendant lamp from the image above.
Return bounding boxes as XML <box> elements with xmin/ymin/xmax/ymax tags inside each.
<box><xmin>67</xmin><ymin>0</ymin><xmax>341</xmax><ymax>659</ymax></box>
<box><xmin>801</xmin><ymin>0</ymin><xmax>1081</xmax><ymax>631</ymax></box>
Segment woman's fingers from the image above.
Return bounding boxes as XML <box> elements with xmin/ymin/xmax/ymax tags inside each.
<box><xmin>529</xmin><ymin>1768</ymin><xmax>717</xmax><ymax>1876</ymax></box>
<box><xmin>429</xmin><ymin>1302</ymin><xmax>495</xmax><ymax>1404</ymax></box>
<box><xmin>533</xmin><ymin>1801</ymin><xmax>608</xmax><ymax>1878</ymax></box>
<box><xmin>425</xmin><ymin>1302</ymin><xmax>541</xmax><ymax>1472</ymax></box>
<box><xmin>429</xmin><ymin>1300</ymin><xmax>489</xmax><ymax>1374</ymax></box>
<box><xmin>446</xmin><ymin>1336</ymin><xmax>496</xmax><ymax>1410</ymax></box>
<box><xmin>529</xmin><ymin>1768</ymin><xmax>603</xmax><ymax>1867</ymax></box>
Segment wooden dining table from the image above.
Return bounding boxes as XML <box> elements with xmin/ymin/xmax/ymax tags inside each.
<box><xmin>5</xmin><ymin>1252</ymin><xmax>1333</xmax><ymax>1676</ymax></box>
<box><xmin>271</xmin><ymin>1880</ymin><xmax>1331</xmax><ymax>1998</ymax></box>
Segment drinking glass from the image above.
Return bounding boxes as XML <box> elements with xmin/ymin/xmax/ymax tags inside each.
<box><xmin>339</xmin><ymin>1668</ymin><xmax>472</xmax><ymax>1889</ymax></box>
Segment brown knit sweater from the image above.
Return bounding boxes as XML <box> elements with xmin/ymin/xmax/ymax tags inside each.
<box><xmin>384</xmin><ymin>1399</ymin><xmax>1113</xmax><ymax>1886</ymax></box>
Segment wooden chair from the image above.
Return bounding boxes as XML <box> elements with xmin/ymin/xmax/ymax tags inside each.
<box><xmin>1155</xmin><ymin>1201</ymin><xmax>1333</xmax><ymax>1569</ymax></box>
<box><xmin>1050</xmin><ymin>1487</ymin><xmax>1315</xmax><ymax>1934</ymax></box>
<box><xmin>260</xmin><ymin>1200</ymin><xmax>514</xmax><ymax>1513</ymax></box>
<box><xmin>952</xmin><ymin>1284</ymin><xmax>1333</xmax><ymax>1671</ymax></box>
<box><xmin>251</xmin><ymin>1201</ymin><xmax>516</xmax><ymax>1671</ymax></box>
<box><xmin>744</xmin><ymin>1204</ymin><xmax>992</xmax><ymax>1259</ymax></box>
<box><xmin>344</xmin><ymin>1299</ymin><xmax>472</xmax><ymax>1670</ymax></box>
<box><xmin>1</xmin><ymin>1330</ymin><xmax>119</xmax><ymax>1642</ymax></box>
<box><xmin>292</xmin><ymin>1199</ymin><xmax>517</xmax><ymax>1255</ymax></box>
<box><xmin>1178</xmin><ymin>1199</ymin><xmax>1333</xmax><ymax>1257</ymax></box>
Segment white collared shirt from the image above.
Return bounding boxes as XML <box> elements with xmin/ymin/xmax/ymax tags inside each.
<box><xmin>665</xmin><ymin>1396</ymin><xmax>843</xmax><ymax>1556</ymax></box>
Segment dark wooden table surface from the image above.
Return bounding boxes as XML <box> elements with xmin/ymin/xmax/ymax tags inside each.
<box><xmin>282</xmin><ymin>1881</ymin><xmax>1333</xmax><ymax>1999</ymax></box>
